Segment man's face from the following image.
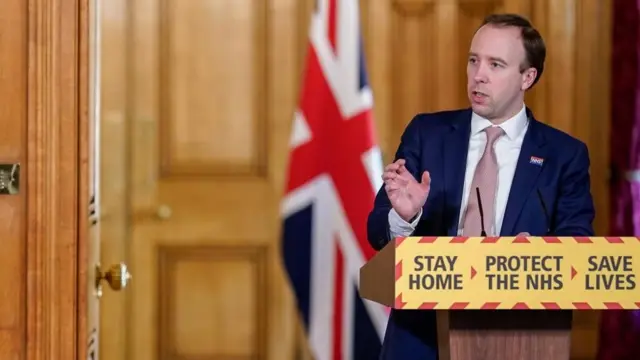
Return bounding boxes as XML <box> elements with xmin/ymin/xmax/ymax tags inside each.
<box><xmin>467</xmin><ymin>24</ymin><xmax>535</xmax><ymax>122</ymax></box>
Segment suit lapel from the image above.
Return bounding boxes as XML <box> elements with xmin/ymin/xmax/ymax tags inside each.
<box><xmin>443</xmin><ymin>109</ymin><xmax>471</xmax><ymax>236</ymax></box>
<box><xmin>500</xmin><ymin>112</ymin><xmax>548</xmax><ymax>235</ymax></box>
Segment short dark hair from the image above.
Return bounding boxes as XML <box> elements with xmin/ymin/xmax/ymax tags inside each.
<box><xmin>480</xmin><ymin>13</ymin><xmax>546</xmax><ymax>89</ymax></box>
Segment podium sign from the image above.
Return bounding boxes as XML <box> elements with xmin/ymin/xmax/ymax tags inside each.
<box><xmin>360</xmin><ymin>236</ymin><xmax>640</xmax><ymax>310</ymax></box>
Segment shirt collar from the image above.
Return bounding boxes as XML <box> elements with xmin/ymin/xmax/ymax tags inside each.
<box><xmin>470</xmin><ymin>104</ymin><xmax>528</xmax><ymax>140</ymax></box>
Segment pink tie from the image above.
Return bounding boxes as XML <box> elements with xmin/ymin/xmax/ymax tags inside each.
<box><xmin>462</xmin><ymin>126</ymin><xmax>505</xmax><ymax>236</ymax></box>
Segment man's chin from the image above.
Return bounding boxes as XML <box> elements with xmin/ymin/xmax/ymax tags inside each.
<box><xmin>470</xmin><ymin>103</ymin><xmax>491</xmax><ymax>116</ymax></box>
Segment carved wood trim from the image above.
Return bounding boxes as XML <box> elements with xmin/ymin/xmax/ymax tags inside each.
<box><xmin>25</xmin><ymin>0</ymin><xmax>89</xmax><ymax>359</ymax></box>
<box><xmin>77</xmin><ymin>0</ymin><xmax>91</xmax><ymax>358</ymax></box>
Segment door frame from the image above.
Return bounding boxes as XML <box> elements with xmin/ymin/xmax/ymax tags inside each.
<box><xmin>23</xmin><ymin>0</ymin><xmax>90</xmax><ymax>358</ymax></box>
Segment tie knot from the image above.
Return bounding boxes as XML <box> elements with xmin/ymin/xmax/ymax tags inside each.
<box><xmin>485</xmin><ymin>126</ymin><xmax>504</xmax><ymax>145</ymax></box>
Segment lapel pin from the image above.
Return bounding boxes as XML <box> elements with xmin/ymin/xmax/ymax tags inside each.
<box><xmin>529</xmin><ymin>156</ymin><xmax>544</xmax><ymax>166</ymax></box>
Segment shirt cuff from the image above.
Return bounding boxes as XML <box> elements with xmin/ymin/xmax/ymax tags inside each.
<box><xmin>388</xmin><ymin>208</ymin><xmax>422</xmax><ymax>239</ymax></box>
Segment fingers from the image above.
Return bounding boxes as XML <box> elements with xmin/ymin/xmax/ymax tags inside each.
<box><xmin>383</xmin><ymin>161</ymin><xmax>420</xmax><ymax>195</ymax></box>
<box><xmin>384</xmin><ymin>159</ymin><xmax>405</xmax><ymax>173</ymax></box>
<box><xmin>397</xmin><ymin>163</ymin><xmax>409</xmax><ymax>174</ymax></box>
<box><xmin>421</xmin><ymin>171</ymin><xmax>430</xmax><ymax>184</ymax></box>
<box><xmin>417</xmin><ymin>171</ymin><xmax>431</xmax><ymax>193</ymax></box>
<box><xmin>516</xmin><ymin>232</ymin><xmax>530</xmax><ymax>236</ymax></box>
<box><xmin>383</xmin><ymin>160</ymin><xmax>407</xmax><ymax>196</ymax></box>
<box><xmin>382</xmin><ymin>171</ymin><xmax>397</xmax><ymax>181</ymax></box>
<box><xmin>382</xmin><ymin>159</ymin><xmax>408</xmax><ymax>186</ymax></box>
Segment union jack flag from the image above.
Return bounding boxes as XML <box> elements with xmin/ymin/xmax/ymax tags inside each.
<box><xmin>280</xmin><ymin>0</ymin><xmax>388</xmax><ymax>359</ymax></box>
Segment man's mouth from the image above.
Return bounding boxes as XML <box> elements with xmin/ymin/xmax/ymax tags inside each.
<box><xmin>472</xmin><ymin>90</ymin><xmax>488</xmax><ymax>97</ymax></box>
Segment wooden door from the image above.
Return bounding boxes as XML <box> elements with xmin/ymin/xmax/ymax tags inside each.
<box><xmin>123</xmin><ymin>0</ymin><xmax>304</xmax><ymax>359</ymax></box>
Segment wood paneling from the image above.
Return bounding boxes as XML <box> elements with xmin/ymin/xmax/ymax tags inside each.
<box><xmin>158</xmin><ymin>246</ymin><xmax>268</xmax><ymax>358</ymax></box>
<box><xmin>0</xmin><ymin>0</ymin><xmax>90</xmax><ymax>358</ymax></box>
<box><xmin>23</xmin><ymin>0</ymin><xmax>90</xmax><ymax>359</ymax></box>
<box><xmin>0</xmin><ymin>0</ymin><xmax>26</xmax><ymax>356</ymax></box>
<box><xmin>159</xmin><ymin>0</ymin><xmax>268</xmax><ymax>176</ymax></box>
<box><xmin>95</xmin><ymin>0</ymin><xmax>611</xmax><ymax>360</ymax></box>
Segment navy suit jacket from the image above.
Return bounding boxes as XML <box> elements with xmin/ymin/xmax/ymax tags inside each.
<box><xmin>367</xmin><ymin>108</ymin><xmax>595</xmax><ymax>360</ymax></box>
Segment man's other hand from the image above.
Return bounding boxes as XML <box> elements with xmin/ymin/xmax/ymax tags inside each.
<box><xmin>382</xmin><ymin>159</ymin><xmax>430</xmax><ymax>222</ymax></box>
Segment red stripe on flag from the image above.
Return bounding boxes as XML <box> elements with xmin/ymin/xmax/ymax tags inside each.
<box><xmin>481</xmin><ymin>237</ymin><xmax>501</xmax><ymax>243</ymax></box>
<box><xmin>512</xmin><ymin>237</ymin><xmax>530</xmax><ymax>243</ymax></box>
<box><xmin>542</xmin><ymin>237</ymin><xmax>561</xmax><ymax>243</ymax></box>
<box><xmin>449</xmin><ymin>237</ymin><xmax>468</xmax><ymax>243</ymax></box>
<box><xmin>574</xmin><ymin>237</ymin><xmax>593</xmax><ymax>243</ymax></box>
<box><xmin>333</xmin><ymin>240</ymin><xmax>344</xmax><ymax>360</ymax></box>
<box><xmin>327</xmin><ymin>0</ymin><xmax>337</xmax><ymax>53</ymax></box>
<box><xmin>605</xmin><ymin>237</ymin><xmax>624</xmax><ymax>243</ymax></box>
<box><xmin>418</xmin><ymin>236</ymin><xmax>438</xmax><ymax>243</ymax></box>
<box><xmin>286</xmin><ymin>47</ymin><xmax>377</xmax><ymax>261</ymax></box>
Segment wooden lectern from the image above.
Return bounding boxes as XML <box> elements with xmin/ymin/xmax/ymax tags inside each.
<box><xmin>434</xmin><ymin>308</ymin><xmax>572</xmax><ymax>360</ymax></box>
<box><xmin>360</xmin><ymin>236</ymin><xmax>581</xmax><ymax>360</ymax></box>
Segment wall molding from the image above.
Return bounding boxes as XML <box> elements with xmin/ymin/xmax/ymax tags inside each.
<box><xmin>25</xmin><ymin>0</ymin><xmax>89</xmax><ymax>359</ymax></box>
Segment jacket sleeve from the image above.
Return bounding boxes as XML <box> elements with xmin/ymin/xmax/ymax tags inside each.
<box><xmin>551</xmin><ymin>142</ymin><xmax>595</xmax><ymax>236</ymax></box>
<box><xmin>367</xmin><ymin>116</ymin><xmax>423</xmax><ymax>251</ymax></box>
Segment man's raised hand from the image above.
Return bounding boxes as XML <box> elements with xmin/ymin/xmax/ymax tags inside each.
<box><xmin>382</xmin><ymin>159</ymin><xmax>430</xmax><ymax>222</ymax></box>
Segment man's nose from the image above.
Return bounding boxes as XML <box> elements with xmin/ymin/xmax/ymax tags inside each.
<box><xmin>474</xmin><ymin>70</ymin><xmax>488</xmax><ymax>84</ymax></box>
<box><xmin>473</xmin><ymin>63</ymin><xmax>489</xmax><ymax>83</ymax></box>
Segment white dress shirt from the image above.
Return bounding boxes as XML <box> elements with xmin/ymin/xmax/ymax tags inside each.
<box><xmin>388</xmin><ymin>104</ymin><xmax>529</xmax><ymax>238</ymax></box>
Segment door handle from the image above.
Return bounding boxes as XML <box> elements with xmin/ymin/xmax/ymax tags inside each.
<box><xmin>132</xmin><ymin>204</ymin><xmax>172</xmax><ymax>223</ymax></box>
<box><xmin>156</xmin><ymin>204</ymin><xmax>172</xmax><ymax>220</ymax></box>
<box><xmin>94</xmin><ymin>262</ymin><xmax>131</xmax><ymax>298</ymax></box>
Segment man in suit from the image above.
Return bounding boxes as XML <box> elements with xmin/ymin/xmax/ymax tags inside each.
<box><xmin>367</xmin><ymin>13</ymin><xmax>595</xmax><ymax>360</ymax></box>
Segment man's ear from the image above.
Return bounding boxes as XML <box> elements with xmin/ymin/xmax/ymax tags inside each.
<box><xmin>521</xmin><ymin>68</ymin><xmax>537</xmax><ymax>91</ymax></box>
